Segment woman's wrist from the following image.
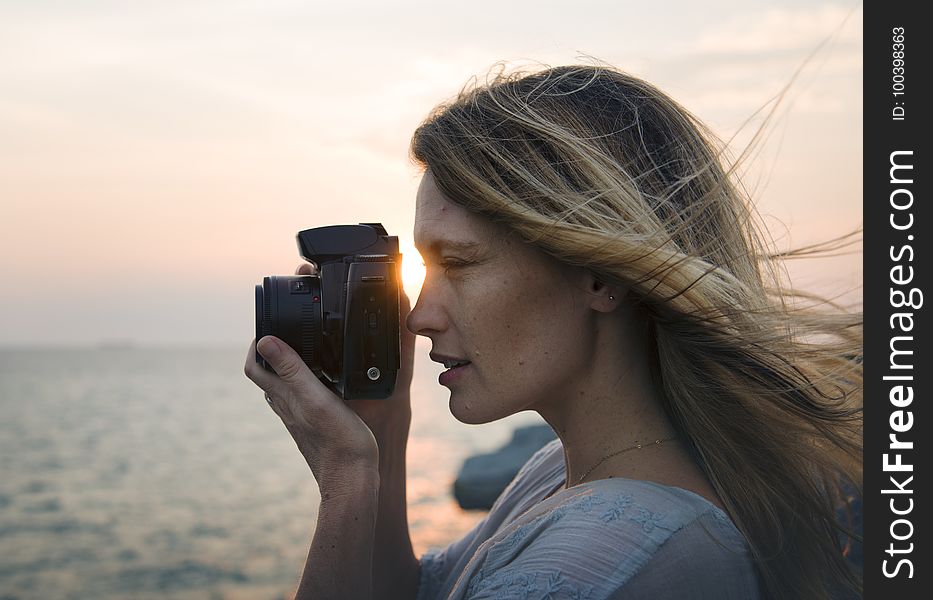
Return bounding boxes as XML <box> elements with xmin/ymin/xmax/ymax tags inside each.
<box><xmin>312</xmin><ymin>454</ymin><xmax>381</xmax><ymax>496</ymax></box>
<box><xmin>315</xmin><ymin>463</ymin><xmax>380</xmax><ymax>502</ymax></box>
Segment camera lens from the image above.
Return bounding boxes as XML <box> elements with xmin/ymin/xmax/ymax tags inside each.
<box><xmin>254</xmin><ymin>275</ymin><xmax>323</xmax><ymax>372</ymax></box>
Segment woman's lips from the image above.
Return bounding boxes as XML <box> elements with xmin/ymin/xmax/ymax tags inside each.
<box><xmin>439</xmin><ymin>362</ymin><xmax>471</xmax><ymax>386</ymax></box>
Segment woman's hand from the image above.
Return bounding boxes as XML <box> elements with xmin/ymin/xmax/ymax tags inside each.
<box><xmin>245</xmin><ymin>335</ymin><xmax>380</xmax><ymax>486</ymax></box>
<box><xmin>243</xmin><ymin>261</ymin><xmax>416</xmax><ymax>487</ymax></box>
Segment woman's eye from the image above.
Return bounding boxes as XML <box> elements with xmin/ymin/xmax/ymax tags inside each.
<box><xmin>438</xmin><ymin>258</ymin><xmax>469</xmax><ymax>273</ymax></box>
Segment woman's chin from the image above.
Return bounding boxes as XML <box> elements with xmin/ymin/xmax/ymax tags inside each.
<box><xmin>448</xmin><ymin>400</ymin><xmax>487</xmax><ymax>425</ymax></box>
<box><xmin>448</xmin><ymin>391</ymin><xmax>516</xmax><ymax>425</ymax></box>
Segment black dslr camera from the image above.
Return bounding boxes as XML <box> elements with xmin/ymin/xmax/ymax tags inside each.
<box><xmin>254</xmin><ymin>223</ymin><xmax>401</xmax><ymax>399</ymax></box>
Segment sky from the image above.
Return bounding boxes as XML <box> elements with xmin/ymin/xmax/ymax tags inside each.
<box><xmin>0</xmin><ymin>0</ymin><xmax>862</xmax><ymax>347</ymax></box>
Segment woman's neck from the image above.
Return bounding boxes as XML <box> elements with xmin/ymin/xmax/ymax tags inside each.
<box><xmin>533</xmin><ymin>306</ymin><xmax>678</xmax><ymax>488</ymax></box>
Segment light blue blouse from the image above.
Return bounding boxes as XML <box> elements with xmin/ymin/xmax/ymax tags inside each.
<box><xmin>417</xmin><ymin>438</ymin><xmax>761</xmax><ymax>599</ymax></box>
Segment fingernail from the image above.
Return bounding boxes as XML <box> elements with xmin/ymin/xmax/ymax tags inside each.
<box><xmin>257</xmin><ymin>337</ymin><xmax>280</xmax><ymax>359</ymax></box>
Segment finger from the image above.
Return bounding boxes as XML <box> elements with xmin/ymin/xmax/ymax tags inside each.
<box><xmin>255</xmin><ymin>336</ymin><xmax>335</xmax><ymax>410</ymax></box>
<box><xmin>245</xmin><ymin>340</ymin><xmax>292</xmax><ymax>414</ymax></box>
<box><xmin>244</xmin><ymin>339</ymin><xmax>281</xmax><ymax>394</ymax></box>
<box><xmin>247</xmin><ymin>334</ymin><xmax>333</xmax><ymax>401</ymax></box>
<box><xmin>246</xmin><ymin>338</ymin><xmax>315</xmax><ymax>420</ymax></box>
<box><xmin>244</xmin><ymin>338</ymin><xmax>302</xmax><ymax>398</ymax></box>
<box><xmin>295</xmin><ymin>263</ymin><xmax>318</xmax><ymax>275</ymax></box>
<box><xmin>256</xmin><ymin>335</ymin><xmax>312</xmax><ymax>386</ymax></box>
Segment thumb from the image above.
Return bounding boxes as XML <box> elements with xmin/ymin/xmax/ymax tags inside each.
<box><xmin>257</xmin><ymin>336</ymin><xmax>313</xmax><ymax>388</ymax></box>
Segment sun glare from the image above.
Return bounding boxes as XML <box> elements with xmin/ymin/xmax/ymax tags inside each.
<box><xmin>400</xmin><ymin>241</ymin><xmax>426</xmax><ymax>300</ymax></box>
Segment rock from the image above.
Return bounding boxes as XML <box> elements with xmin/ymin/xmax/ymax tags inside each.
<box><xmin>453</xmin><ymin>424</ymin><xmax>558</xmax><ymax>510</ymax></box>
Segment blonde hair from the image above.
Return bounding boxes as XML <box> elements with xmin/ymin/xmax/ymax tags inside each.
<box><xmin>411</xmin><ymin>64</ymin><xmax>862</xmax><ymax>599</ymax></box>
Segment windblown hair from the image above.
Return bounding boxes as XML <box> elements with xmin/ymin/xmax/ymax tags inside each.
<box><xmin>411</xmin><ymin>64</ymin><xmax>862</xmax><ymax>599</ymax></box>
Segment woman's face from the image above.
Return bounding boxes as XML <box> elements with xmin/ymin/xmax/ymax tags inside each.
<box><xmin>408</xmin><ymin>172</ymin><xmax>599</xmax><ymax>424</ymax></box>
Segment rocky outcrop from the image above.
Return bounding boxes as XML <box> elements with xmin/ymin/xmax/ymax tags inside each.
<box><xmin>453</xmin><ymin>424</ymin><xmax>557</xmax><ymax>510</ymax></box>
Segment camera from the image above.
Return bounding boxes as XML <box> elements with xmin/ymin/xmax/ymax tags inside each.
<box><xmin>254</xmin><ymin>223</ymin><xmax>401</xmax><ymax>399</ymax></box>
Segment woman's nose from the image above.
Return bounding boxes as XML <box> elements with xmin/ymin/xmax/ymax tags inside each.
<box><xmin>406</xmin><ymin>287</ymin><xmax>448</xmax><ymax>337</ymax></box>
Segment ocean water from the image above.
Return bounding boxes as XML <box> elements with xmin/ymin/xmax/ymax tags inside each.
<box><xmin>0</xmin><ymin>343</ymin><xmax>544</xmax><ymax>599</ymax></box>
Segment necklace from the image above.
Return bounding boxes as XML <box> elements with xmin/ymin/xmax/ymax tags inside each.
<box><xmin>571</xmin><ymin>437</ymin><xmax>677</xmax><ymax>487</ymax></box>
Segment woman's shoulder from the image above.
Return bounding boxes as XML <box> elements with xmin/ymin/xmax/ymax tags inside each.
<box><xmin>466</xmin><ymin>466</ymin><xmax>756</xmax><ymax>599</ymax></box>
<box><xmin>496</xmin><ymin>438</ymin><xmax>735</xmax><ymax>532</ymax></box>
<box><xmin>496</xmin><ymin>476</ymin><xmax>747</xmax><ymax>555</ymax></box>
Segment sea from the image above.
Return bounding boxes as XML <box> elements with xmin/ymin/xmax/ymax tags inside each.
<box><xmin>0</xmin><ymin>342</ymin><xmax>545</xmax><ymax>599</ymax></box>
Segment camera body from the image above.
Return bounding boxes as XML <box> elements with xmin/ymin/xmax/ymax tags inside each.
<box><xmin>255</xmin><ymin>223</ymin><xmax>401</xmax><ymax>399</ymax></box>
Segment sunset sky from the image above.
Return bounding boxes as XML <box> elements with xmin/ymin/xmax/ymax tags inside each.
<box><xmin>0</xmin><ymin>0</ymin><xmax>862</xmax><ymax>347</ymax></box>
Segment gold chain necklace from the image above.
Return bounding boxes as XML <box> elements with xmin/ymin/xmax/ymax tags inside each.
<box><xmin>571</xmin><ymin>437</ymin><xmax>678</xmax><ymax>487</ymax></box>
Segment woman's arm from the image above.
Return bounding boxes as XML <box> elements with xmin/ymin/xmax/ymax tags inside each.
<box><xmin>368</xmin><ymin>415</ymin><xmax>421</xmax><ymax>599</ymax></box>
<box><xmin>246</xmin><ymin>337</ymin><xmax>384</xmax><ymax>598</ymax></box>
<box><xmin>293</xmin><ymin>432</ymin><xmax>419</xmax><ymax>600</ymax></box>
<box><xmin>295</xmin><ymin>467</ymin><xmax>380</xmax><ymax>599</ymax></box>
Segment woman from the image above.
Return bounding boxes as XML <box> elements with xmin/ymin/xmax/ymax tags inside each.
<box><xmin>245</xmin><ymin>64</ymin><xmax>862</xmax><ymax>599</ymax></box>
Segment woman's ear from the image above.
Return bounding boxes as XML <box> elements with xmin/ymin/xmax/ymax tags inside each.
<box><xmin>585</xmin><ymin>272</ymin><xmax>625</xmax><ymax>313</ymax></box>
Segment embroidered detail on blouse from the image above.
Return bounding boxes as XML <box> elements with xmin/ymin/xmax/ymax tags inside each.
<box><xmin>541</xmin><ymin>571</ymin><xmax>567</xmax><ymax>597</ymax></box>
<box><xmin>545</xmin><ymin>504</ymin><xmax>571</xmax><ymax>525</ymax></box>
<box><xmin>468</xmin><ymin>569</ymin><xmax>600</xmax><ymax>600</ymax></box>
<box><xmin>710</xmin><ymin>507</ymin><xmax>731</xmax><ymax>524</ymax></box>
<box><xmin>573</xmin><ymin>495</ymin><xmax>607</xmax><ymax>514</ymax></box>
<box><xmin>468</xmin><ymin>568</ymin><xmax>537</xmax><ymax>599</ymax></box>
<box><xmin>488</xmin><ymin>521</ymin><xmax>533</xmax><ymax>561</ymax></box>
<box><xmin>599</xmin><ymin>493</ymin><xmax>635</xmax><ymax>523</ymax></box>
<box><xmin>485</xmin><ymin>500</ymin><xmax>572</xmax><ymax>570</ymax></box>
<box><xmin>631</xmin><ymin>507</ymin><xmax>666</xmax><ymax>533</ymax></box>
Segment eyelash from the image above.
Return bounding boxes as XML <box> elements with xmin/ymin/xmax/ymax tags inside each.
<box><xmin>429</xmin><ymin>258</ymin><xmax>471</xmax><ymax>274</ymax></box>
